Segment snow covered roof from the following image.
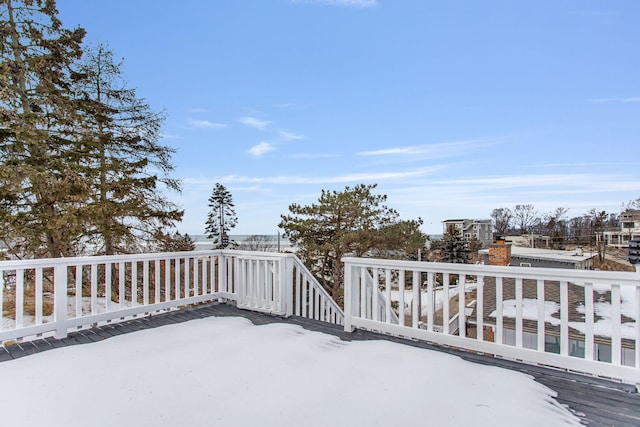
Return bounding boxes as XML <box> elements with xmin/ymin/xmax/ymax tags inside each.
<box><xmin>479</xmin><ymin>246</ymin><xmax>596</xmax><ymax>264</ymax></box>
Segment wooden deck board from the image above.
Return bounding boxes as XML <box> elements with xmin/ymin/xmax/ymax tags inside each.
<box><xmin>2</xmin><ymin>301</ymin><xmax>639</xmax><ymax>426</ymax></box>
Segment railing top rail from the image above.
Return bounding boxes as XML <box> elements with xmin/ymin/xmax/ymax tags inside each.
<box><xmin>0</xmin><ymin>249</ymin><xmax>296</xmax><ymax>270</ymax></box>
<box><xmin>342</xmin><ymin>256</ymin><xmax>640</xmax><ymax>285</ymax></box>
<box><xmin>228</xmin><ymin>250</ymin><xmax>296</xmax><ymax>260</ymax></box>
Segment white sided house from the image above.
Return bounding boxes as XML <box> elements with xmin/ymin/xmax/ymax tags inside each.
<box><xmin>442</xmin><ymin>218</ymin><xmax>493</xmax><ymax>248</ymax></box>
<box><xmin>601</xmin><ymin>210</ymin><xmax>640</xmax><ymax>248</ymax></box>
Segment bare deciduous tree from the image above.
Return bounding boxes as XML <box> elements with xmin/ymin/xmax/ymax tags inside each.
<box><xmin>513</xmin><ymin>204</ymin><xmax>538</xmax><ymax>234</ymax></box>
<box><xmin>490</xmin><ymin>208</ymin><xmax>512</xmax><ymax>236</ymax></box>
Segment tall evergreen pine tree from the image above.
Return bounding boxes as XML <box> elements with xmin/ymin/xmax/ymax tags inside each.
<box><xmin>205</xmin><ymin>183</ymin><xmax>237</xmax><ymax>249</ymax></box>
<box><xmin>0</xmin><ymin>0</ymin><xmax>86</xmax><ymax>258</ymax></box>
<box><xmin>1</xmin><ymin>2</ymin><xmax>184</xmax><ymax>257</ymax></box>
<box><xmin>72</xmin><ymin>44</ymin><xmax>183</xmax><ymax>254</ymax></box>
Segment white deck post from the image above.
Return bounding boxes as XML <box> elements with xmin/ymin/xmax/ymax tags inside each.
<box><xmin>281</xmin><ymin>255</ymin><xmax>294</xmax><ymax>317</ymax></box>
<box><xmin>54</xmin><ymin>264</ymin><xmax>69</xmax><ymax>339</ymax></box>
<box><xmin>344</xmin><ymin>260</ymin><xmax>355</xmax><ymax>332</ymax></box>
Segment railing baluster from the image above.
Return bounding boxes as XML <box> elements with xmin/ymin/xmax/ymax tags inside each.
<box><xmin>295</xmin><ymin>269</ymin><xmax>301</xmax><ymax>316</ymax></box>
<box><xmin>372</xmin><ymin>268</ymin><xmax>379</xmax><ymax>322</ymax></box>
<box><xmin>91</xmin><ymin>264</ymin><xmax>98</xmax><ymax>314</ymax></box>
<box><xmin>443</xmin><ymin>273</ymin><xmax>449</xmax><ymax>334</ymax></box>
<box><xmin>458</xmin><ymin>274</ymin><xmax>466</xmax><ymax>337</ymax></box>
<box><xmin>496</xmin><ymin>276</ymin><xmax>503</xmax><ymax>345</ymax></box>
<box><xmin>259</xmin><ymin>260</ymin><xmax>265</xmax><ymax>307</ymax></box>
<box><xmin>201</xmin><ymin>256</ymin><xmax>207</xmax><ymax>295</ymax></box>
<box><xmin>249</xmin><ymin>259</ymin><xmax>255</xmax><ymax>307</ymax></box>
<box><xmin>360</xmin><ymin>267</ymin><xmax>367</xmax><ymax>320</ymax></box>
<box><xmin>164</xmin><ymin>258</ymin><xmax>171</xmax><ymax>302</ymax></box>
<box><xmin>413</xmin><ymin>270</ymin><xmax>420</xmax><ymax>329</ymax></box>
<box><xmin>584</xmin><ymin>282</ymin><xmax>594</xmax><ymax>361</ymax></box>
<box><xmin>385</xmin><ymin>269</ymin><xmax>392</xmax><ymax>324</ymax></box>
<box><xmin>183</xmin><ymin>258</ymin><xmax>189</xmax><ymax>299</ymax></box>
<box><xmin>476</xmin><ymin>275</ymin><xmax>484</xmax><ymax>341</ymax></box>
<box><xmin>427</xmin><ymin>272</ymin><xmax>434</xmax><ymax>332</ymax></box>
<box><xmin>321</xmin><ymin>296</ymin><xmax>327</xmax><ymax>322</ymax></box>
<box><xmin>260</xmin><ymin>260</ymin><xmax>266</xmax><ymax>308</ymax></box>
<box><xmin>174</xmin><ymin>258</ymin><xmax>180</xmax><ymax>300</ymax></box>
<box><xmin>119</xmin><ymin>261</ymin><xmax>125</xmax><ymax>309</ymax></box>
<box><xmin>560</xmin><ymin>280</ymin><xmax>569</xmax><ymax>357</ymax></box>
<box><xmin>131</xmin><ymin>261</ymin><xmax>138</xmax><ymax>307</ymax></box>
<box><xmin>75</xmin><ymin>265</ymin><xmax>83</xmax><ymax>318</ymax></box>
<box><xmin>301</xmin><ymin>275</ymin><xmax>307</xmax><ymax>318</ymax></box>
<box><xmin>35</xmin><ymin>268</ymin><xmax>43</xmax><ymax>325</ymax></box>
<box><xmin>611</xmin><ymin>284</ymin><xmax>622</xmax><ymax>366</ymax></box>
<box><xmin>143</xmin><ymin>260</ymin><xmax>149</xmax><ymax>306</ymax></box>
<box><xmin>399</xmin><ymin>269</ymin><xmax>405</xmax><ymax>327</ymax></box>
<box><xmin>536</xmin><ymin>279</ymin><xmax>545</xmax><ymax>352</ymax></box>
<box><xmin>210</xmin><ymin>256</ymin><xmax>216</xmax><ymax>294</ymax></box>
<box><xmin>154</xmin><ymin>259</ymin><xmax>161</xmax><ymax>304</ymax></box>
<box><xmin>217</xmin><ymin>255</ymin><xmax>225</xmax><ymax>294</ymax></box>
<box><xmin>16</xmin><ymin>269</ymin><xmax>24</xmax><ymax>329</ymax></box>
<box><xmin>270</xmin><ymin>260</ymin><xmax>276</xmax><ymax>309</ymax></box>
<box><xmin>195</xmin><ymin>257</ymin><xmax>201</xmax><ymax>297</ymax></box>
<box><xmin>105</xmin><ymin>263</ymin><xmax>112</xmax><ymax>311</ymax></box>
<box><xmin>515</xmin><ymin>278</ymin><xmax>523</xmax><ymax>348</ymax></box>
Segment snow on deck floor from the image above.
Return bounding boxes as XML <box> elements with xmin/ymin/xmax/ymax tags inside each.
<box><xmin>0</xmin><ymin>316</ymin><xmax>580</xmax><ymax>427</ymax></box>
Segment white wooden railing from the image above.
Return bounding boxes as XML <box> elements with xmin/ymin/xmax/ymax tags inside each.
<box><xmin>0</xmin><ymin>250</ymin><xmax>343</xmax><ymax>344</ymax></box>
<box><xmin>343</xmin><ymin>257</ymin><xmax>640</xmax><ymax>385</ymax></box>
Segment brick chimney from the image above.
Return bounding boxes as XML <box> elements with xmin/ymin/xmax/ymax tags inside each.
<box><xmin>488</xmin><ymin>239</ymin><xmax>511</xmax><ymax>266</ymax></box>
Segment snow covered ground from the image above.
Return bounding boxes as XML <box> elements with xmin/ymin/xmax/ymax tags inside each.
<box><xmin>0</xmin><ymin>316</ymin><xmax>580</xmax><ymax>427</ymax></box>
<box><xmin>491</xmin><ymin>299</ymin><xmax>562</xmax><ymax>326</ymax></box>
<box><xmin>390</xmin><ymin>283</ymin><xmax>477</xmax><ymax>317</ymax></box>
<box><xmin>490</xmin><ymin>284</ymin><xmax>638</xmax><ymax>340</ymax></box>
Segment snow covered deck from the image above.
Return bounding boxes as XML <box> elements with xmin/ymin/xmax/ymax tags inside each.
<box><xmin>1</xmin><ymin>301</ymin><xmax>638</xmax><ymax>426</ymax></box>
<box><xmin>2</xmin><ymin>250</ymin><xmax>640</xmax><ymax>425</ymax></box>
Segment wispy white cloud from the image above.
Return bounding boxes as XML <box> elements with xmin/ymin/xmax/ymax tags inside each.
<box><xmin>238</xmin><ymin>117</ymin><xmax>272</xmax><ymax>130</ymax></box>
<box><xmin>527</xmin><ymin>162</ymin><xmax>634</xmax><ymax>168</ymax></box>
<box><xmin>589</xmin><ymin>97</ymin><xmax>640</xmax><ymax>103</ymax></box>
<box><xmin>290</xmin><ymin>0</ymin><xmax>376</xmax><ymax>7</ymax></box>
<box><xmin>185</xmin><ymin>166</ymin><xmax>443</xmax><ymax>186</ymax></box>
<box><xmin>279</xmin><ymin>130</ymin><xmax>305</xmax><ymax>141</ymax></box>
<box><xmin>412</xmin><ymin>173</ymin><xmax>640</xmax><ymax>195</ymax></box>
<box><xmin>249</xmin><ymin>142</ymin><xmax>276</xmax><ymax>157</ymax></box>
<box><xmin>187</xmin><ymin>119</ymin><xmax>227</xmax><ymax>129</ymax></box>
<box><xmin>357</xmin><ymin>139</ymin><xmax>487</xmax><ymax>158</ymax></box>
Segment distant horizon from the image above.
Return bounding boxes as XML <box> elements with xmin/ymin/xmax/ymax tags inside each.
<box><xmin>191</xmin><ymin>233</ymin><xmax>443</xmax><ymax>241</ymax></box>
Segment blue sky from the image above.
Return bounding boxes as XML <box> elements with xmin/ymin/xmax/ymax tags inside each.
<box><xmin>57</xmin><ymin>0</ymin><xmax>639</xmax><ymax>235</ymax></box>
